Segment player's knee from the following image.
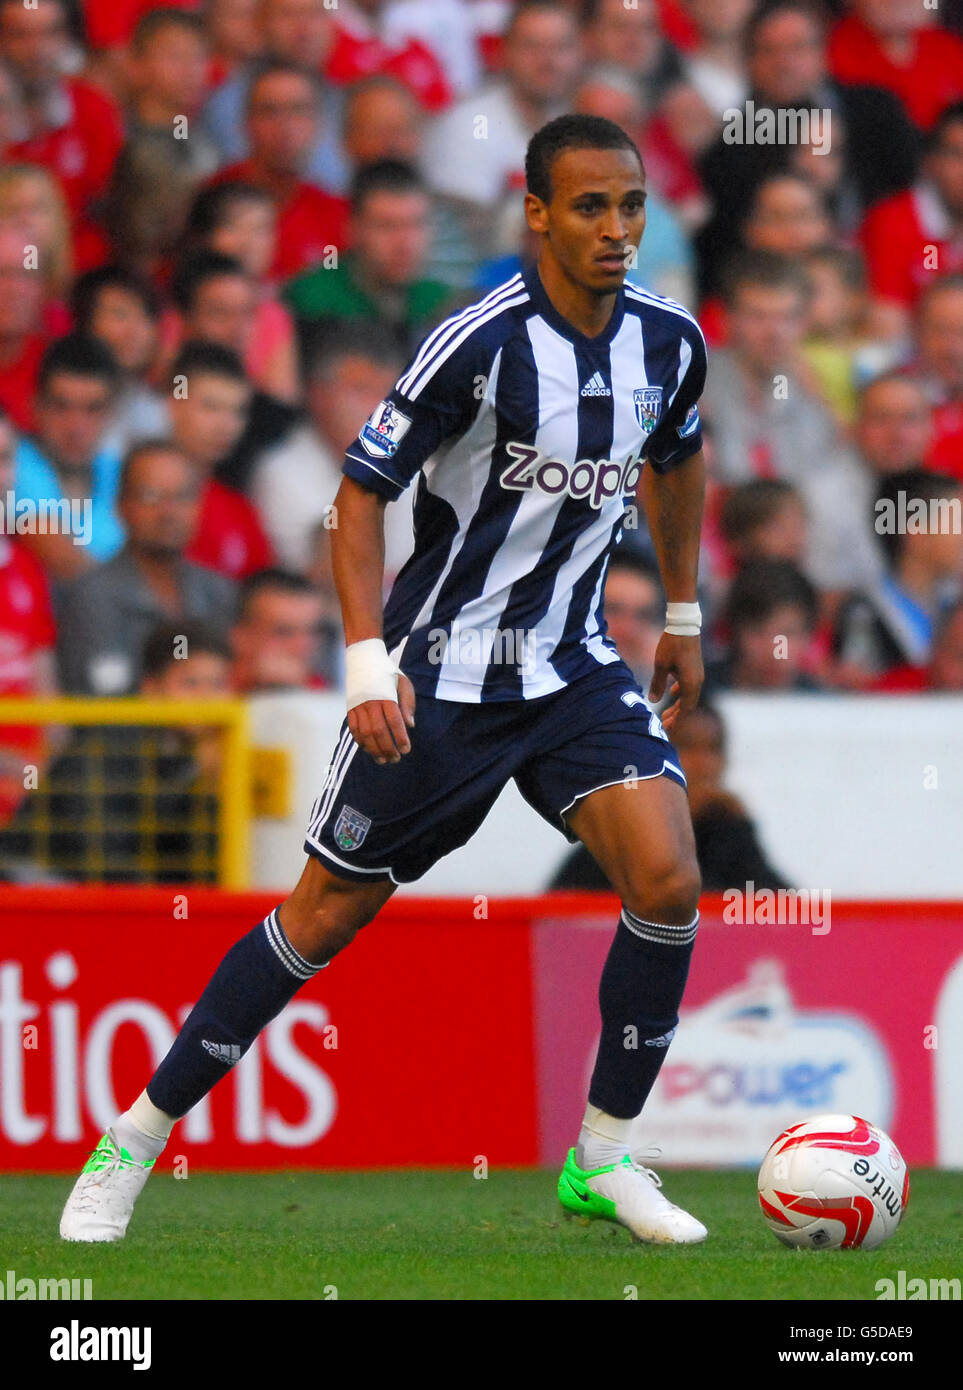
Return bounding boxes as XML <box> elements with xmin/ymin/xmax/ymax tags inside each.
<box><xmin>279</xmin><ymin>877</ymin><xmax>383</xmax><ymax>965</ymax></box>
<box><xmin>623</xmin><ymin>855</ymin><xmax>701</xmax><ymax>926</ymax></box>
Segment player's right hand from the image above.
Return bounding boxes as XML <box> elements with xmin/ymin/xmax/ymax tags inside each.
<box><xmin>347</xmin><ymin>673</ymin><xmax>416</xmax><ymax>764</ymax></box>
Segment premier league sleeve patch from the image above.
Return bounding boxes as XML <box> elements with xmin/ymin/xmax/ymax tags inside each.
<box><xmin>360</xmin><ymin>399</ymin><xmax>414</xmax><ymax>458</ymax></box>
<box><xmin>677</xmin><ymin>404</ymin><xmax>701</xmax><ymax>439</ymax></box>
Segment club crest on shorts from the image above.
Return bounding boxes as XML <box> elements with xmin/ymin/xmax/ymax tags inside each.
<box><xmin>334</xmin><ymin>804</ymin><xmax>371</xmax><ymax>852</ymax></box>
<box><xmin>634</xmin><ymin>386</ymin><xmax>663</xmax><ymax>433</ymax></box>
<box><xmin>360</xmin><ymin>399</ymin><xmax>412</xmax><ymax>458</ymax></box>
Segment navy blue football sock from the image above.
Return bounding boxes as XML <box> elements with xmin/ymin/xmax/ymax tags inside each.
<box><xmin>146</xmin><ymin>909</ymin><xmax>323</xmax><ymax>1119</ymax></box>
<box><xmin>587</xmin><ymin>906</ymin><xmax>698</xmax><ymax>1121</ymax></box>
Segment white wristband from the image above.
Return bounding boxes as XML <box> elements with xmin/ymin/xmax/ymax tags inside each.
<box><xmin>345</xmin><ymin>638</ymin><xmax>400</xmax><ymax>711</ymax></box>
<box><xmin>664</xmin><ymin>601</ymin><xmax>702</xmax><ymax>636</ymax></box>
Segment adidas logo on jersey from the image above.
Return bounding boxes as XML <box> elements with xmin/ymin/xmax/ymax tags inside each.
<box><xmin>580</xmin><ymin>371</ymin><xmax>611</xmax><ymax>397</ymax></box>
<box><xmin>201</xmin><ymin>1040</ymin><xmax>242</xmax><ymax>1064</ymax></box>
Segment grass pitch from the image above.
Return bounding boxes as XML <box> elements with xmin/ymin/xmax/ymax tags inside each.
<box><xmin>2</xmin><ymin>1169</ymin><xmax>960</xmax><ymax>1301</ymax></box>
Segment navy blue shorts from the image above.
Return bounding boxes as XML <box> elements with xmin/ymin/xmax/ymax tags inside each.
<box><xmin>304</xmin><ymin>661</ymin><xmax>686</xmax><ymax>884</ymax></box>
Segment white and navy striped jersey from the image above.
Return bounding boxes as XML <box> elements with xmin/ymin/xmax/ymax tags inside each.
<box><xmin>342</xmin><ymin>262</ymin><xmax>707</xmax><ymax>702</ymax></box>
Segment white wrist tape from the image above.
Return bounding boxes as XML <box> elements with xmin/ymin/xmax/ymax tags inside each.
<box><xmin>345</xmin><ymin>638</ymin><xmax>400</xmax><ymax>711</ymax></box>
<box><xmin>664</xmin><ymin>601</ymin><xmax>702</xmax><ymax>636</ymax></box>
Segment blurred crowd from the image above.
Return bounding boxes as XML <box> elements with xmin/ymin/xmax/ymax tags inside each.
<box><xmin>2</xmin><ymin>0</ymin><xmax>963</xmax><ymax>787</ymax></box>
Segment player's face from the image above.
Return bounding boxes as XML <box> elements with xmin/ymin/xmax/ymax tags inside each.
<box><xmin>532</xmin><ymin>147</ymin><xmax>646</xmax><ymax>296</ymax></box>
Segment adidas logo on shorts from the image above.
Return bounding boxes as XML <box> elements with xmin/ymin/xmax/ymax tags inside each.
<box><xmin>580</xmin><ymin>371</ymin><xmax>611</xmax><ymax>397</ymax></box>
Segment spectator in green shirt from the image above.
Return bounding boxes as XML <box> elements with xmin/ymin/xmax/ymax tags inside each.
<box><xmin>284</xmin><ymin>159</ymin><xmax>453</xmax><ymax>359</ymax></box>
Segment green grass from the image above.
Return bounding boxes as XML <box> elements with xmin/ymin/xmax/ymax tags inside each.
<box><xmin>1</xmin><ymin>1170</ymin><xmax>960</xmax><ymax>1301</ymax></box>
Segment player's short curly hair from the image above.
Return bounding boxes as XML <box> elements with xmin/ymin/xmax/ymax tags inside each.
<box><xmin>525</xmin><ymin>113</ymin><xmax>643</xmax><ymax>205</ymax></box>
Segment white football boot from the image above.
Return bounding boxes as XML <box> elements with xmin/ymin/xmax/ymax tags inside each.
<box><xmin>60</xmin><ymin>1131</ymin><xmax>155</xmax><ymax>1242</ymax></box>
<box><xmin>559</xmin><ymin>1145</ymin><xmax>708</xmax><ymax>1244</ymax></box>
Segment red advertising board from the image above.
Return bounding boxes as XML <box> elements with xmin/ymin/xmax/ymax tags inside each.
<box><xmin>0</xmin><ymin>888</ymin><xmax>538</xmax><ymax>1170</ymax></box>
<box><xmin>1</xmin><ymin>890</ymin><xmax>960</xmax><ymax>1171</ymax></box>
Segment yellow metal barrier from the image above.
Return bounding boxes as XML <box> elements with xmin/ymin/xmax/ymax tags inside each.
<box><xmin>0</xmin><ymin>698</ymin><xmax>252</xmax><ymax>888</ymax></box>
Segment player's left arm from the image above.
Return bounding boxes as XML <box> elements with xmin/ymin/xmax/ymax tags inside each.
<box><xmin>639</xmin><ymin>447</ymin><xmax>706</xmax><ymax>731</ymax></box>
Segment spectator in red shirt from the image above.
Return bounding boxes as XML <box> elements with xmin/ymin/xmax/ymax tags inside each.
<box><xmin>912</xmin><ymin>275</ymin><xmax>963</xmax><ymax>473</ymax></box>
<box><xmin>0</xmin><ymin>0</ymin><xmax>123</xmax><ymax>230</ymax></box>
<box><xmin>0</xmin><ymin>222</ymin><xmax>49</xmax><ymax>433</ymax></box>
<box><xmin>861</xmin><ymin>102</ymin><xmax>963</xmax><ymax>331</ymax></box>
<box><xmin>210</xmin><ymin>61</ymin><xmax>349</xmax><ymax>279</ymax></box>
<box><xmin>828</xmin><ymin>0</ymin><xmax>963</xmax><ymax>132</ymax></box>
<box><xmin>166</xmin><ymin>341</ymin><xmax>275</xmax><ymax>579</ymax></box>
<box><xmin>325</xmin><ymin>0</ymin><xmax>451</xmax><ymax>113</ymax></box>
<box><xmin>0</xmin><ymin>408</ymin><xmax>57</xmax><ymax>824</ymax></box>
